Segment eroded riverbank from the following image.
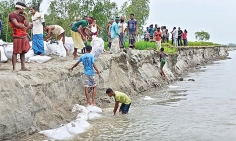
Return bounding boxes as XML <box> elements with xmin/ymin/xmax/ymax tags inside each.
<box><xmin>0</xmin><ymin>46</ymin><xmax>230</xmax><ymax>140</ymax></box>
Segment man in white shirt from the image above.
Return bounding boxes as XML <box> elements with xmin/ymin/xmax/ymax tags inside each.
<box><xmin>30</xmin><ymin>6</ymin><xmax>45</xmax><ymax>55</ymax></box>
<box><xmin>171</xmin><ymin>27</ymin><xmax>178</xmax><ymax>47</ymax></box>
<box><xmin>118</xmin><ymin>16</ymin><xmax>127</xmax><ymax>48</ymax></box>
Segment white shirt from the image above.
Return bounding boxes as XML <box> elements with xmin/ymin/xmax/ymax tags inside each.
<box><xmin>32</xmin><ymin>12</ymin><xmax>45</xmax><ymax>35</ymax></box>
<box><xmin>173</xmin><ymin>29</ymin><xmax>178</xmax><ymax>38</ymax></box>
<box><xmin>118</xmin><ymin>22</ymin><xmax>127</xmax><ymax>33</ymax></box>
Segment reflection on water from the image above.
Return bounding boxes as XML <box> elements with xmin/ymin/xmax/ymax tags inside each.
<box><xmin>24</xmin><ymin>51</ymin><xmax>236</xmax><ymax>141</ymax></box>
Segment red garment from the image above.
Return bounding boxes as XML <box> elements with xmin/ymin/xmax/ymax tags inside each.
<box><xmin>183</xmin><ymin>32</ymin><xmax>187</xmax><ymax>40</ymax></box>
<box><xmin>154</xmin><ymin>31</ymin><xmax>162</xmax><ymax>41</ymax></box>
<box><xmin>13</xmin><ymin>37</ymin><xmax>30</xmax><ymax>54</ymax></box>
<box><xmin>9</xmin><ymin>12</ymin><xmax>27</xmax><ymax>37</ymax></box>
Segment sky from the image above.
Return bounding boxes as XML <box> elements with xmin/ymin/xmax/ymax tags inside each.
<box><xmin>40</xmin><ymin>0</ymin><xmax>236</xmax><ymax>44</ymax></box>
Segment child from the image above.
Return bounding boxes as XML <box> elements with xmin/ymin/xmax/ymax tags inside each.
<box><xmin>159</xmin><ymin>47</ymin><xmax>168</xmax><ymax>79</ymax></box>
<box><xmin>154</xmin><ymin>27</ymin><xmax>162</xmax><ymax>50</ymax></box>
<box><xmin>106</xmin><ymin>88</ymin><xmax>131</xmax><ymax>115</ymax></box>
<box><xmin>69</xmin><ymin>45</ymin><xmax>101</xmax><ymax>105</ymax></box>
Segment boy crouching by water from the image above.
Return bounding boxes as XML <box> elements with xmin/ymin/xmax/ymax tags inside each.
<box><xmin>69</xmin><ymin>46</ymin><xmax>101</xmax><ymax>105</ymax></box>
<box><xmin>159</xmin><ymin>47</ymin><xmax>168</xmax><ymax>79</ymax></box>
<box><xmin>106</xmin><ymin>88</ymin><xmax>131</xmax><ymax>115</ymax></box>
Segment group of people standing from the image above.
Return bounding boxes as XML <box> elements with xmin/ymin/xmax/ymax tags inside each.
<box><xmin>106</xmin><ymin>14</ymin><xmax>138</xmax><ymax>54</ymax></box>
<box><xmin>144</xmin><ymin>24</ymin><xmax>188</xmax><ymax>49</ymax></box>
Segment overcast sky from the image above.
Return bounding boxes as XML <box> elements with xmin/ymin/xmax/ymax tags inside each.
<box><xmin>40</xmin><ymin>0</ymin><xmax>236</xmax><ymax>44</ymax></box>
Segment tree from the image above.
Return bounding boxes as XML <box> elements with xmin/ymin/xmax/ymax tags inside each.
<box><xmin>46</xmin><ymin>0</ymin><xmax>118</xmax><ymax>40</ymax></box>
<box><xmin>195</xmin><ymin>30</ymin><xmax>210</xmax><ymax>41</ymax></box>
<box><xmin>120</xmin><ymin>0</ymin><xmax>150</xmax><ymax>35</ymax></box>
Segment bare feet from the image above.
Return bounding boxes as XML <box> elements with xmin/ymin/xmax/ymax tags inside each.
<box><xmin>91</xmin><ymin>102</ymin><xmax>96</xmax><ymax>106</ymax></box>
<box><xmin>20</xmin><ymin>68</ymin><xmax>30</xmax><ymax>71</ymax></box>
<box><xmin>12</xmin><ymin>70</ymin><xmax>18</xmax><ymax>73</ymax></box>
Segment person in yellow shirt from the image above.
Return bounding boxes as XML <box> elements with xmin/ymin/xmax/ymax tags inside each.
<box><xmin>106</xmin><ymin>88</ymin><xmax>131</xmax><ymax>115</ymax></box>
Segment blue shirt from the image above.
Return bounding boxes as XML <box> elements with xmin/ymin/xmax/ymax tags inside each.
<box><xmin>111</xmin><ymin>22</ymin><xmax>119</xmax><ymax>39</ymax></box>
<box><xmin>78</xmin><ymin>53</ymin><xmax>95</xmax><ymax>76</ymax></box>
<box><xmin>128</xmin><ymin>19</ymin><xmax>137</xmax><ymax>33</ymax></box>
<box><xmin>149</xmin><ymin>27</ymin><xmax>154</xmax><ymax>36</ymax></box>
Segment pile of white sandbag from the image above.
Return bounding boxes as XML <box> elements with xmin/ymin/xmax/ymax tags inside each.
<box><xmin>1</xmin><ymin>39</ymin><xmax>69</xmax><ymax>63</ymax></box>
<box><xmin>39</xmin><ymin>104</ymin><xmax>102</xmax><ymax>140</ymax></box>
<box><xmin>90</xmin><ymin>36</ymin><xmax>104</xmax><ymax>60</ymax></box>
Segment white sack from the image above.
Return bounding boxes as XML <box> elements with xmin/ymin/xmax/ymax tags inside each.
<box><xmin>86</xmin><ymin>105</ymin><xmax>102</xmax><ymax>113</ymax></box>
<box><xmin>64</xmin><ymin>37</ymin><xmax>74</xmax><ymax>52</ymax></box>
<box><xmin>4</xmin><ymin>44</ymin><xmax>13</xmax><ymax>59</ymax></box>
<box><xmin>88</xmin><ymin>112</ymin><xmax>102</xmax><ymax>120</ymax></box>
<box><xmin>90</xmin><ymin>36</ymin><xmax>104</xmax><ymax>60</ymax></box>
<box><xmin>58</xmin><ymin>40</ymin><xmax>66</xmax><ymax>57</ymax></box>
<box><xmin>0</xmin><ymin>46</ymin><xmax>8</xmax><ymax>62</ymax></box>
<box><xmin>39</xmin><ymin>125</ymin><xmax>74</xmax><ymax>140</ymax></box>
<box><xmin>29</xmin><ymin>55</ymin><xmax>51</xmax><ymax>63</ymax></box>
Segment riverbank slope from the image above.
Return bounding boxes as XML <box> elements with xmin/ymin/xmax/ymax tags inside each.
<box><xmin>0</xmin><ymin>46</ymin><xmax>229</xmax><ymax>140</ymax></box>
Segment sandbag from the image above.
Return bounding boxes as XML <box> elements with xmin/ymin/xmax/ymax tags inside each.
<box><xmin>40</xmin><ymin>104</ymin><xmax>101</xmax><ymax>140</ymax></box>
<box><xmin>29</xmin><ymin>55</ymin><xmax>52</xmax><ymax>63</ymax></box>
<box><xmin>24</xmin><ymin>49</ymin><xmax>34</xmax><ymax>62</ymax></box>
<box><xmin>86</xmin><ymin>105</ymin><xmax>102</xmax><ymax>113</ymax></box>
<box><xmin>4</xmin><ymin>44</ymin><xmax>13</xmax><ymax>59</ymax></box>
<box><xmin>44</xmin><ymin>41</ymin><xmax>50</xmax><ymax>55</ymax></box>
<box><xmin>66</xmin><ymin>119</ymin><xmax>90</xmax><ymax>135</ymax></box>
<box><xmin>76</xmin><ymin>111</ymin><xmax>89</xmax><ymax>120</ymax></box>
<box><xmin>71</xmin><ymin>104</ymin><xmax>87</xmax><ymax>113</ymax></box>
<box><xmin>0</xmin><ymin>46</ymin><xmax>8</xmax><ymax>62</ymax></box>
<box><xmin>64</xmin><ymin>36</ymin><xmax>74</xmax><ymax>52</ymax></box>
<box><xmin>88</xmin><ymin>112</ymin><xmax>102</xmax><ymax>120</ymax></box>
<box><xmin>90</xmin><ymin>36</ymin><xmax>104</xmax><ymax>60</ymax></box>
<box><xmin>0</xmin><ymin>40</ymin><xmax>3</xmax><ymax>46</ymax></box>
<box><xmin>58</xmin><ymin>40</ymin><xmax>66</xmax><ymax>57</ymax></box>
<box><xmin>39</xmin><ymin>125</ymin><xmax>74</xmax><ymax>140</ymax></box>
<box><xmin>47</xmin><ymin>41</ymin><xmax>61</xmax><ymax>56</ymax></box>
<box><xmin>47</xmin><ymin>40</ymin><xmax>66</xmax><ymax>57</ymax></box>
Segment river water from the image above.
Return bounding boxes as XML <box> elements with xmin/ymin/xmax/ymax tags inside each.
<box><xmin>24</xmin><ymin>50</ymin><xmax>236</xmax><ymax>141</ymax></box>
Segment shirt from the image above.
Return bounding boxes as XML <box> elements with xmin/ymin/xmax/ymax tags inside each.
<box><xmin>71</xmin><ymin>20</ymin><xmax>88</xmax><ymax>32</ymax></box>
<box><xmin>32</xmin><ymin>12</ymin><xmax>45</xmax><ymax>35</ymax></box>
<box><xmin>149</xmin><ymin>27</ymin><xmax>154</xmax><ymax>36</ymax></box>
<box><xmin>78</xmin><ymin>53</ymin><xmax>95</xmax><ymax>76</ymax></box>
<box><xmin>144</xmin><ymin>30</ymin><xmax>149</xmax><ymax>38</ymax></box>
<box><xmin>118</xmin><ymin>22</ymin><xmax>127</xmax><ymax>33</ymax></box>
<box><xmin>110</xmin><ymin>22</ymin><xmax>119</xmax><ymax>39</ymax></box>
<box><xmin>173</xmin><ymin>29</ymin><xmax>178</xmax><ymax>39</ymax></box>
<box><xmin>114</xmin><ymin>91</ymin><xmax>131</xmax><ymax>104</ymax></box>
<box><xmin>127</xmin><ymin>19</ymin><xmax>137</xmax><ymax>33</ymax></box>
<box><xmin>182</xmin><ymin>32</ymin><xmax>187</xmax><ymax>39</ymax></box>
<box><xmin>178</xmin><ymin>30</ymin><xmax>183</xmax><ymax>37</ymax></box>
<box><xmin>154</xmin><ymin>31</ymin><xmax>162</xmax><ymax>41</ymax></box>
<box><xmin>9</xmin><ymin>12</ymin><xmax>27</xmax><ymax>37</ymax></box>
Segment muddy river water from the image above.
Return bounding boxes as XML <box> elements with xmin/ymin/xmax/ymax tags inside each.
<box><xmin>24</xmin><ymin>51</ymin><xmax>236</xmax><ymax>141</ymax></box>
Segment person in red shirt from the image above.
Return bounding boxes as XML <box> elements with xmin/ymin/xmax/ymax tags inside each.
<box><xmin>9</xmin><ymin>2</ymin><xmax>31</xmax><ymax>72</ymax></box>
<box><xmin>183</xmin><ymin>29</ymin><xmax>188</xmax><ymax>46</ymax></box>
<box><xmin>154</xmin><ymin>27</ymin><xmax>162</xmax><ymax>50</ymax></box>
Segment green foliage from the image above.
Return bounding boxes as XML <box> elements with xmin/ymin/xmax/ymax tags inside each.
<box><xmin>120</xmin><ymin>0</ymin><xmax>150</xmax><ymax>34</ymax></box>
<box><xmin>195</xmin><ymin>30</ymin><xmax>210</xmax><ymax>41</ymax></box>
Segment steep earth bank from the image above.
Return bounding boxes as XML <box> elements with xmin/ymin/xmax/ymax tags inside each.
<box><xmin>0</xmin><ymin>46</ymin><xmax>229</xmax><ymax>140</ymax></box>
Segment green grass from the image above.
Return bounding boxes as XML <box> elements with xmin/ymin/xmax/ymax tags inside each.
<box><xmin>88</xmin><ymin>40</ymin><xmax>221</xmax><ymax>54</ymax></box>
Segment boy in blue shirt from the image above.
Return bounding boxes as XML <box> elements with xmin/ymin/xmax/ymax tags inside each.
<box><xmin>69</xmin><ymin>46</ymin><xmax>101</xmax><ymax>105</ymax></box>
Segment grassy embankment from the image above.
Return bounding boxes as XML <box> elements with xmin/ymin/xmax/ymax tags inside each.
<box><xmin>102</xmin><ymin>41</ymin><xmax>221</xmax><ymax>54</ymax></box>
